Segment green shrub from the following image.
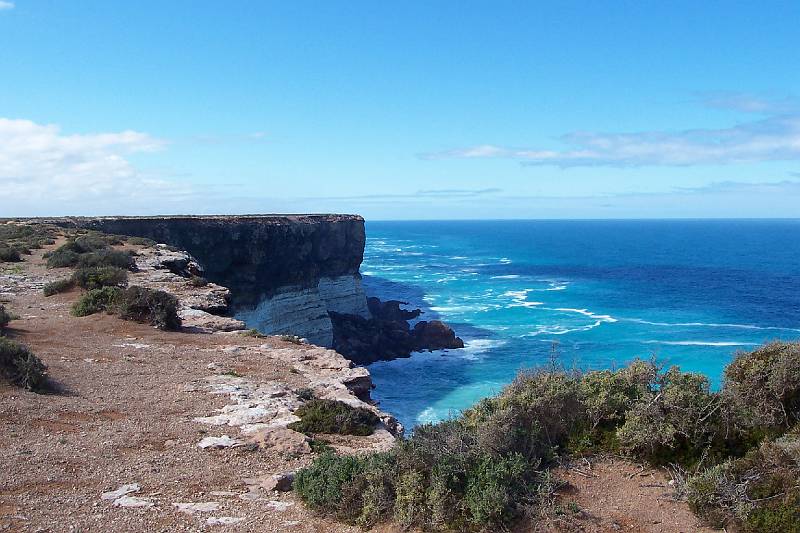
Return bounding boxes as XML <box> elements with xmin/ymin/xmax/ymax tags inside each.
<box><xmin>580</xmin><ymin>360</ymin><xmax>657</xmax><ymax>431</ymax></box>
<box><xmin>617</xmin><ymin>366</ymin><xmax>722</xmax><ymax>466</ymax></box>
<box><xmin>45</xmin><ymin>247</ymin><xmax>80</xmax><ymax>268</ymax></box>
<box><xmin>71</xmin><ymin>266</ymin><xmax>128</xmax><ymax>290</ymax></box>
<box><xmin>0</xmin><ymin>224</ymin><xmax>58</xmax><ymax>261</ymax></box>
<box><xmin>294</xmin><ymin>342</ymin><xmax>800</xmax><ymax>531</ymax></box>
<box><xmin>127</xmin><ymin>236</ymin><xmax>157</xmax><ymax>247</ymax></box>
<box><xmin>113</xmin><ymin>286</ymin><xmax>181</xmax><ymax>330</ymax></box>
<box><xmin>288</xmin><ymin>399</ymin><xmax>379</xmax><ymax>436</ymax></box>
<box><xmin>294</xmin><ymin>452</ymin><xmax>368</xmax><ymax>513</ymax></box>
<box><xmin>70</xmin><ymin>233</ymin><xmax>118</xmax><ymax>252</ymax></box>
<box><xmin>43</xmin><ymin>278</ymin><xmax>75</xmax><ymax>296</ymax></box>
<box><xmin>0</xmin><ymin>337</ymin><xmax>47</xmax><ymax>391</ymax></box>
<box><xmin>71</xmin><ymin>287</ymin><xmax>121</xmax><ymax>317</ymax></box>
<box><xmin>0</xmin><ymin>246</ymin><xmax>21</xmax><ymax>262</ymax></box>
<box><xmin>0</xmin><ymin>304</ymin><xmax>11</xmax><ymax>331</ymax></box>
<box><xmin>724</xmin><ymin>342</ymin><xmax>800</xmax><ymax>434</ymax></box>
<box><xmin>76</xmin><ymin>249</ymin><xmax>136</xmax><ymax>270</ymax></box>
<box><xmin>687</xmin><ymin>427</ymin><xmax>800</xmax><ymax>531</ymax></box>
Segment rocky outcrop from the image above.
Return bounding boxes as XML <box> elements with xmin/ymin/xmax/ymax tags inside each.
<box><xmin>330</xmin><ymin>297</ymin><xmax>465</xmax><ymax>365</ymax></box>
<box><xmin>53</xmin><ymin>215</ymin><xmax>368</xmax><ymax>346</ymax></box>
<box><xmin>130</xmin><ymin>246</ymin><xmax>247</xmax><ymax>333</ymax></box>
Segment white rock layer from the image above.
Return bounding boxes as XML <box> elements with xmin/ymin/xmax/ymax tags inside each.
<box><xmin>235</xmin><ymin>275</ymin><xmax>369</xmax><ymax>347</ymax></box>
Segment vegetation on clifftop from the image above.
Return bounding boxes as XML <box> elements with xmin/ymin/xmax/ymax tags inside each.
<box><xmin>71</xmin><ymin>286</ymin><xmax>181</xmax><ymax>330</ymax></box>
<box><xmin>289</xmin><ymin>399</ymin><xmax>379</xmax><ymax>436</ymax></box>
<box><xmin>295</xmin><ymin>342</ymin><xmax>800</xmax><ymax>531</ymax></box>
<box><xmin>0</xmin><ymin>304</ymin><xmax>47</xmax><ymax>391</ymax></box>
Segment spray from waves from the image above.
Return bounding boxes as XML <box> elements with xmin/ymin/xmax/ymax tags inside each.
<box><xmin>642</xmin><ymin>340</ymin><xmax>761</xmax><ymax>347</ymax></box>
<box><xmin>524</xmin><ymin>321</ymin><xmax>606</xmax><ymax>337</ymax></box>
<box><xmin>502</xmin><ymin>289</ymin><xmax>544</xmax><ymax>308</ymax></box>
<box><xmin>490</xmin><ymin>274</ymin><xmax>520</xmax><ymax>279</ymax></box>
<box><xmin>623</xmin><ymin>318</ymin><xmax>800</xmax><ymax>333</ymax></box>
<box><xmin>550</xmin><ymin>307</ymin><xmax>618</xmax><ymax>323</ymax></box>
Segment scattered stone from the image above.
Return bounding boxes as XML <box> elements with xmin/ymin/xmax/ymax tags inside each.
<box><xmin>101</xmin><ymin>483</ymin><xmax>140</xmax><ymax>500</ymax></box>
<box><xmin>112</xmin><ymin>495</ymin><xmax>154</xmax><ymax>508</ymax></box>
<box><xmin>197</xmin><ymin>435</ymin><xmax>243</xmax><ymax>449</ymax></box>
<box><xmin>206</xmin><ymin>516</ymin><xmax>245</xmax><ymax>526</ymax></box>
<box><xmin>172</xmin><ymin>502</ymin><xmax>220</xmax><ymax>514</ymax></box>
<box><xmin>112</xmin><ymin>343</ymin><xmax>151</xmax><ymax>349</ymax></box>
<box><xmin>179</xmin><ymin>308</ymin><xmax>246</xmax><ymax>333</ymax></box>
<box><xmin>242</xmin><ymin>472</ymin><xmax>295</xmax><ymax>493</ymax></box>
<box><xmin>247</xmin><ymin>428</ymin><xmax>310</xmax><ymax>456</ymax></box>
<box><xmin>265</xmin><ymin>500</ymin><xmax>293</xmax><ymax>512</ymax></box>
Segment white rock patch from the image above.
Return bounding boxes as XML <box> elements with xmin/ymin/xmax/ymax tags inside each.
<box><xmin>101</xmin><ymin>483</ymin><xmax>140</xmax><ymax>500</ymax></box>
<box><xmin>206</xmin><ymin>516</ymin><xmax>245</xmax><ymax>526</ymax></box>
<box><xmin>172</xmin><ymin>502</ymin><xmax>220</xmax><ymax>514</ymax></box>
<box><xmin>197</xmin><ymin>435</ymin><xmax>243</xmax><ymax>449</ymax></box>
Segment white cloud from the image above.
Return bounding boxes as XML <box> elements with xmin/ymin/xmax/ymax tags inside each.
<box><xmin>0</xmin><ymin>118</ymin><xmax>193</xmax><ymax>212</ymax></box>
<box><xmin>0</xmin><ymin>1</ymin><xmax>14</xmax><ymax>10</ymax></box>
<box><xmin>424</xmin><ymin>104</ymin><xmax>800</xmax><ymax>167</ymax></box>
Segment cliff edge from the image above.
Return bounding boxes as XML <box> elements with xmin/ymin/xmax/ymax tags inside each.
<box><xmin>50</xmin><ymin>215</ymin><xmax>370</xmax><ymax>346</ymax></box>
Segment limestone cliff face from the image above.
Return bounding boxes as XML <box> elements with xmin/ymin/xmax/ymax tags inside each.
<box><xmin>58</xmin><ymin>215</ymin><xmax>370</xmax><ymax>346</ymax></box>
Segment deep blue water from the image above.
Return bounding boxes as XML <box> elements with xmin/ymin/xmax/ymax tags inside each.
<box><xmin>361</xmin><ymin>220</ymin><xmax>800</xmax><ymax>431</ymax></box>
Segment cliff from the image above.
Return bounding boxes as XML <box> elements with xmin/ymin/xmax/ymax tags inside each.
<box><xmin>52</xmin><ymin>215</ymin><xmax>370</xmax><ymax>346</ymax></box>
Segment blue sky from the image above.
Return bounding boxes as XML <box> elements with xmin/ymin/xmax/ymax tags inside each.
<box><xmin>1</xmin><ymin>1</ymin><xmax>799</xmax><ymax>219</ymax></box>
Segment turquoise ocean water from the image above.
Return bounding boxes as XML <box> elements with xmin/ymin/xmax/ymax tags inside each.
<box><xmin>360</xmin><ymin>220</ymin><xmax>800</xmax><ymax>430</ymax></box>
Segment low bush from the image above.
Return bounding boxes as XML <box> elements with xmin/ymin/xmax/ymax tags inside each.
<box><xmin>127</xmin><ymin>236</ymin><xmax>157</xmax><ymax>247</ymax></box>
<box><xmin>288</xmin><ymin>399</ymin><xmax>379</xmax><ymax>436</ymax></box>
<box><xmin>45</xmin><ymin>247</ymin><xmax>80</xmax><ymax>268</ymax></box>
<box><xmin>113</xmin><ymin>286</ymin><xmax>181</xmax><ymax>330</ymax></box>
<box><xmin>0</xmin><ymin>224</ymin><xmax>58</xmax><ymax>260</ymax></box>
<box><xmin>0</xmin><ymin>304</ymin><xmax>11</xmax><ymax>331</ymax></box>
<box><xmin>76</xmin><ymin>249</ymin><xmax>136</xmax><ymax>270</ymax></box>
<box><xmin>0</xmin><ymin>337</ymin><xmax>47</xmax><ymax>391</ymax></box>
<box><xmin>687</xmin><ymin>426</ymin><xmax>800</xmax><ymax>531</ymax></box>
<box><xmin>71</xmin><ymin>266</ymin><xmax>128</xmax><ymax>290</ymax></box>
<box><xmin>45</xmin><ymin>235</ymin><xmax>135</xmax><ymax>270</ymax></box>
<box><xmin>71</xmin><ymin>287</ymin><xmax>121</xmax><ymax>317</ymax></box>
<box><xmin>0</xmin><ymin>246</ymin><xmax>21</xmax><ymax>262</ymax></box>
<box><xmin>617</xmin><ymin>367</ymin><xmax>723</xmax><ymax>466</ymax></box>
<box><xmin>723</xmin><ymin>342</ymin><xmax>800</xmax><ymax>434</ymax></box>
<box><xmin>43</xmin><ymin>278</ymin><xmax>75</xmax><ymax>296</ymax></box>
<box><xmin>296</xmin><ymin>343</ymin><xmax>800</xmax><ymax>531</ymax></box>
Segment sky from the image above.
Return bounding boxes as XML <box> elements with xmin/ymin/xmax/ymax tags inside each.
<box><xmin>1</xmin><ymin>1</ymin><xmax>800</xmax><ymax>219</ymax></box>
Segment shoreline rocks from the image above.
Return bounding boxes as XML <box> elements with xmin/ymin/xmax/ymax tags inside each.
<box><xmin>330</xmin><ymin>297</ymin><xmax>464</xmax><ymax>365</ymax></box>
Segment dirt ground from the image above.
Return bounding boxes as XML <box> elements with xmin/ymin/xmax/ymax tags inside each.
<box><xmin>548</xmin><ymin>458</ymin><xmax>718</xmax><ymax>533</ymax></box>
<box><xmin>0</xmin><ymin>242</ymin><xmax>720</xmax><ymax>532</ymax></box>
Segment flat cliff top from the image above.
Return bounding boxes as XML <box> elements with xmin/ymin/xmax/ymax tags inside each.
<box><xmin>6</xmin><ymin>214</ymin><xmax>364</xmax><ymax>224</ymax></box>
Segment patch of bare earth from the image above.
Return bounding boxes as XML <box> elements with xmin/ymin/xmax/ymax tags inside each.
<box><xmin>540</xmin><ymin>458</ymin><xmax>719</xmax><ymax>533</ymax></box>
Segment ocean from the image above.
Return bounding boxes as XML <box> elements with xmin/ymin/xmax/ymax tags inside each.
<box><xmin>360</xmin><ymin>219</ymin><xmax>800</xmax><ymax>431</ymax></box>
